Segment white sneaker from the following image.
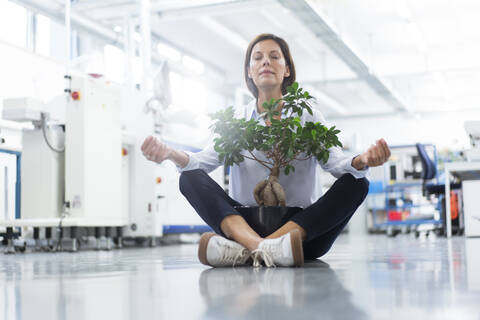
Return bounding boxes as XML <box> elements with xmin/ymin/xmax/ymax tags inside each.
<box><xmin>252</xmin><ymin>229</ymin><xmax>304</xmax><ymax>267</ymax></box>
<box><xmin>198</xmin><ymin>232</ymin><xmax>252</xmax><ymax>267</ymax></box>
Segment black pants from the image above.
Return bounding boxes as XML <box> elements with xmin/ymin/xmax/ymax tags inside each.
<box><xmin>179</xmin><ymin>169</ymin><xmax>369</xmax><ymax>259</ymax></box>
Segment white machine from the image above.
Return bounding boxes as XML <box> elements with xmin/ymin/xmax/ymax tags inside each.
<box><xmin>121</xmin><ymin>91</ymin><xmax>159</xmax><ymax>239</ymax></box>
<box><xmin>1</xmin><ymin>74</ymin><xmax>161</xmax><ymax>247</ymax></box>
<box><xmin>3</xmin><ymin>76</ymin><xmax>126</xmax><ymax>227</ymax></box>
<box><xmin>462</xmin><ymin>180</ymin><xmax>480</xmax><ymax>237</ymax></box>
<box><xmin>65</xmin><ymin>75</ymin><xmax>124</xmax><ymax>226</ymax></box>
<box><xmin>156</xmin><ymin>158</ymin><xmax>225</xmax><ymax>232</ymax></box>
<box><xmin>3</xmin><ymin>98</ymin><xmax>65</xmax><ymax>221</ymax></box>
<box><xmin>1</xmin><ymin>72</ymin><xmax>224</xmax><ymax>249</ymax></box>
<box><xmin>456</xmin><ymin>121</ymin><xmax>480</xmax><ymax>237</ymax></box>
<box><xmin>464</xmin><ymin>121</ymin><xmax>480</xmax><ymax>161</ymax></box>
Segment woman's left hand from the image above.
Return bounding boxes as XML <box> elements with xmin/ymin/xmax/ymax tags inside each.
<box><xmin>352</xmin><ymin>138</ymin><xmax>391</xmax><ymax>169</ymax></box>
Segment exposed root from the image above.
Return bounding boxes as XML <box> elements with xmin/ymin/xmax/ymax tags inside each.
<box><xmin>253</xmin><ymin>180</ymin><xmax>268</xmax><ymax>206</ymax></box>
<box><xmin>252</xmin><ymin>170</ymin><xmax>287</xmax><ymax>206</ymax></box>
<box><xmin>263</xmin><ymin>181</ymin><xmax>277</xmax><ymax>206</ymax></box>
<box><xmin>270</xmin><ymin>180</ymin><xmax>286</xmax><ymax>206</ymax></box>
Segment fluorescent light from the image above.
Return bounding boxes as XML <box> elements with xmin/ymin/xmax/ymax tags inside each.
<box><xmin>396</xmin><ymin>2</ymin><xmax>428</xmax><ymax>54</ymax></box>
<box><xmin>182</xmin><ymin>55</ymin><xmax>204</xmax><ymax>74</ymax></box>
<box><xmin>157</xmin><ymin>42</ymin><xmax>181</xmax><ymax>61</ymax></box>
<box><xmin>199</xmin><ymin>17</ymin><xmax>248</xmax><ymax>50</ymax></box>
<box><xmin>395</xmin><ymin>1</ymin><xmax>412</xmax><ymax>21</ymax></box>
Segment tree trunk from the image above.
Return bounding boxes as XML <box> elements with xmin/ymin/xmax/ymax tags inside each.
<box><xmin>253</xmin><ymin>166</ymin><xmax>287</xmax><ymax>206</ymax></box>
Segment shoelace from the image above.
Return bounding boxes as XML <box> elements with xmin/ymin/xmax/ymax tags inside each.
<box><xmin>220</xmin><ymin>246</ymin><xmax>250</xmax><ymax>267</ymax></box>
<box><xmin>251</xmin><ymin>248</ymin><xmax>276</xmax><ymax>268</ymax></box>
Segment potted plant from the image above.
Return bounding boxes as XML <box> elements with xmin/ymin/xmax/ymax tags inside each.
<box><xmin>210</xmin><ymin>82</ymin><xmax>343</xmax><ymax>236</ymax></box>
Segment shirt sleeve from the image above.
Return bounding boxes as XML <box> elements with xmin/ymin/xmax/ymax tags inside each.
<box><xmin>176</xmin><ymin>105</ymin><xmax>248</xmax><ymax>174</ymax></box>
<box><xmin>319</xmin><ymin>146</ymin><xmax>368</xmax><ymax>179</ymax></box>
<box><xmin>312</xmin><ymin>109</ymin><xmax>368</xmax><ymax>179</ymax></box>
<box><xmin>175</xmin><ymin>142</ymin><xmax>222</xmax><ymax>174</ymax></box>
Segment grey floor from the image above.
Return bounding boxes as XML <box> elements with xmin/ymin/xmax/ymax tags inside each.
<box><xmin>1</xmin><ymin>234</ymin><xmax>480</xmax><ymax>320</ymax></box>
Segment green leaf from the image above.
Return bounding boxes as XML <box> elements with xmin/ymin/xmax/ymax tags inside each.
<box><xmin>209</xmin><ymin>82</ymin><xmax>343</xmax><ymax>182</ymax></box>
<box><xmin>306</xmin><ymin>106</ymin><xmax>313</xmax><ymax>116</ymax></box>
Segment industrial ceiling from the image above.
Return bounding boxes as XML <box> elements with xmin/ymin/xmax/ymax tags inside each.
<box><xmin>13</xmin><ymin>0</ymin><xmax>480</xmax><ymax>119</ymax></box>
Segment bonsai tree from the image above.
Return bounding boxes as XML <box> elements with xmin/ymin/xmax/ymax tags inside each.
<box><xmin>210</xmin><ymin>82</ymin><xmax>342</xmax><ymax>207</ymax></box>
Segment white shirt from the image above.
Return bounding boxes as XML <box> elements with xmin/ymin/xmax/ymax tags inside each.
<box><xmin>177</xmin><ymin>99</ymin><xmax>368</xmax><ymax>208</ymax></box>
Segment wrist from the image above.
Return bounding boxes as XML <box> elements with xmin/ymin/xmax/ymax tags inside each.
<box><xmin>352</xmin><ymin>155</ymin><xmax>367</xmax><ymax>171</ymax></box>
<box><xmin>166</xmin><ymin>147</ymin><xmax>174</xmax><ymax>160</ymax></box>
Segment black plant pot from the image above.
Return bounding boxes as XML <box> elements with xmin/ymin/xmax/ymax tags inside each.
<box><xmin>234</xmin><ymin>206</ymin><xmax>303</xmax><ymax>238</ymax></box>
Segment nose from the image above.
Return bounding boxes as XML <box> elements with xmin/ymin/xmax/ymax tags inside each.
<box><xmin>262</xmin><ymin>56</ymin><xmax>271</xmax><ymax>66</ymax></box>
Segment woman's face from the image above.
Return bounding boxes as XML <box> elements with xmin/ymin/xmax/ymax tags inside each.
<box><xmin>247</xmin><ymin>39</ymin><xmax>290</xmax><ymax>94</ymax></box>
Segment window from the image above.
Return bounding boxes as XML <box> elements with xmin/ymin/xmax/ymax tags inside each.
<box><xmin>104</xmin><ymin>44</ymin><xmax>125</xmax><ymax>83</ymax></box>
<box><xmin>35</xmin><ymin>14</ymin><xmax>50</xmax><ymax>56</ymax></box>
<box><xmin>0</xmin><ymin>1</ymin><xmax>27</xmax><ymax>47</ymax></box>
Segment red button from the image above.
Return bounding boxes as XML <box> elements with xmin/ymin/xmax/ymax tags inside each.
<box><xmin>71</xmin><ymin>91</ymin><xmax>80</xmax><ymax>100</ymax></box>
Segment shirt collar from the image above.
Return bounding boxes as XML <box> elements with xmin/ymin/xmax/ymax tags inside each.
<box><xmin>247</xmin><ymin>99</ymin><xmax>258</xmax><ymax>120</ymax></box>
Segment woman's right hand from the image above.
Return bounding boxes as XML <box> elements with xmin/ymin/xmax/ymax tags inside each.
<box><xmin>141</xmin><ymin>136</ymin><xmax>172</xmax><ymax>164</ymax></box>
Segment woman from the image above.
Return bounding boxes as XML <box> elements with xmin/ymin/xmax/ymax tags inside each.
<box><xmin>141</xmin><ymin>34</ymin><xmax>390</xmax><ymax>268</ymax></box>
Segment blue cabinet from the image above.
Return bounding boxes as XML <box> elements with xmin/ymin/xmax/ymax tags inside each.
<box><xmin>366</xmin><ymin>144</ymin><xmax>443</xmax><ymax>236</ymax></box>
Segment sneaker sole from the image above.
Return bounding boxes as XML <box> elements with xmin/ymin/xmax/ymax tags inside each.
<box><xmin>198</xmin><ymin>232</ymin><xmax>216</xmax><ymax>266</ymax></box>
<box><xmin>290</xmin><ymin>229</ymin><xmax>304</xmax><ymax>267</ymax></box>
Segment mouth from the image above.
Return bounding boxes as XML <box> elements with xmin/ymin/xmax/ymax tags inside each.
<box><xmin>259</xmin><ymin>71</ymin><xmax>274</xmax><ymax>76</ymax></box>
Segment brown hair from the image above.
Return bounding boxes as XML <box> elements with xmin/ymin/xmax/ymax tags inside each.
<box><xmin>244</xmin><ymin>33</ymin><xmax>296</xmax><ymax>99</ymax></box>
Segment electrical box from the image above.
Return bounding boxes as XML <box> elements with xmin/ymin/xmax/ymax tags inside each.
<box><xmin>462</xmin><ymin>180</ymin><xmax>480</xmax><ymax>237</ymax></box>
<box><xmin>0</xmin><ymin>152</ymin><xmax>17</xmax><ymax>221</ymax></box>
<box><xmin>159</xmin><ymin>162</ymin><xmax>225</xmax><ymax>228</ymax></box>
<box><xmin>65</xmin><ymin>76</ymin><xmax>124</xmax><ymax>226</ymax></box>
<box><xmin>21</xmin><ymin>129</ymin><xmax>64</xmax><ymax>220</ymax></box>
<box><xmin>121</xmin><ymin>90</ymin><xmax>159</xmax><ymax>238</ymax></box>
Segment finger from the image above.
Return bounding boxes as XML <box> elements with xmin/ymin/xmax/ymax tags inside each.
<box><xmin>144</xmin><ymin>138</ymin><xmax>159</xmax><ymax>155</ymax></box>
<box><xmin>147</xmin><ymin>143</ymin><xmax>160</xmax><ymax>160</ymax></box>
<box><xmin>379</xmin><ymin>140</ymin><xmax>389</xmax><ymax>162</ymax></box>
<box><xmin>381</xmin><ymin>139</ymin><xmax>391</xmax><ymax>158</ymax></box>
<box><xmin>376</xmin><ymin>140</ymin><xmax>387</xmax><ymax>162</ymax></box>
<box><xmin>145</xmin><ymin>144</ymin><xmax>155</xmax><ymax>160</ymax></box>
<box><xmin>367</xmin><ymin>146</ymin><xmax>376</xmax><ymax>166</ymax></box>
<box><xmin>371</xmin><ymin>145</ymin><xmax>381</xmax><ymax>166</ymax></box>
<box><xmin>141</xmin><ymin>136</ymin><xmax>154</xmax><ymax>152</ymax></box>
<box><xmin>142</xmin><ymin>137</ymin><xmax>157</xmax><ymax>155</ymax></box>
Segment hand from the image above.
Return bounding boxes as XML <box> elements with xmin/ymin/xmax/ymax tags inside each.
<box><xmin>353</xmin><ymin>138</ymin><xmax>391</xmax><ymax>169</ymax></box>
<box><xmin>141</xmin><ymin>136</ymin><xmax>172</xmax><ymax>164</ymax></box>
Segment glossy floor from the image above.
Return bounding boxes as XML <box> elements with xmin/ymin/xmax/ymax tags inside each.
<box><xmin>1</xmin><ymin>234</ymin><xmax>480</xmax><ymax>320</ymax></box>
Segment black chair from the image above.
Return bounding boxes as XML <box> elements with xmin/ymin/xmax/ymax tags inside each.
<box><xmin>416</xmin><ymin>143</ymin><xmax>461</xmax><ymax>195</ymax></box>
<box><xmin>416</xmin><ymin>143</ymin><xmax>462</xmax><ymax>235</ymax></box>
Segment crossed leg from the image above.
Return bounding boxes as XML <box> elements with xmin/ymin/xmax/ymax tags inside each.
<box><xmin>179</xmin><ymin>169</ymin><xmax>368</xmax><ymax>259</ymax></box>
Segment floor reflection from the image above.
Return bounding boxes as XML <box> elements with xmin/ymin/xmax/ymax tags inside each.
<box><xmin>1</xmin><ymin>236</ymin><xmax>480</xmax><ymax>320</ymax></box>
<box><xmin>198</xmin><ymin>260</ymin><xmax>368</xmax><ymax>320</ymax></box>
